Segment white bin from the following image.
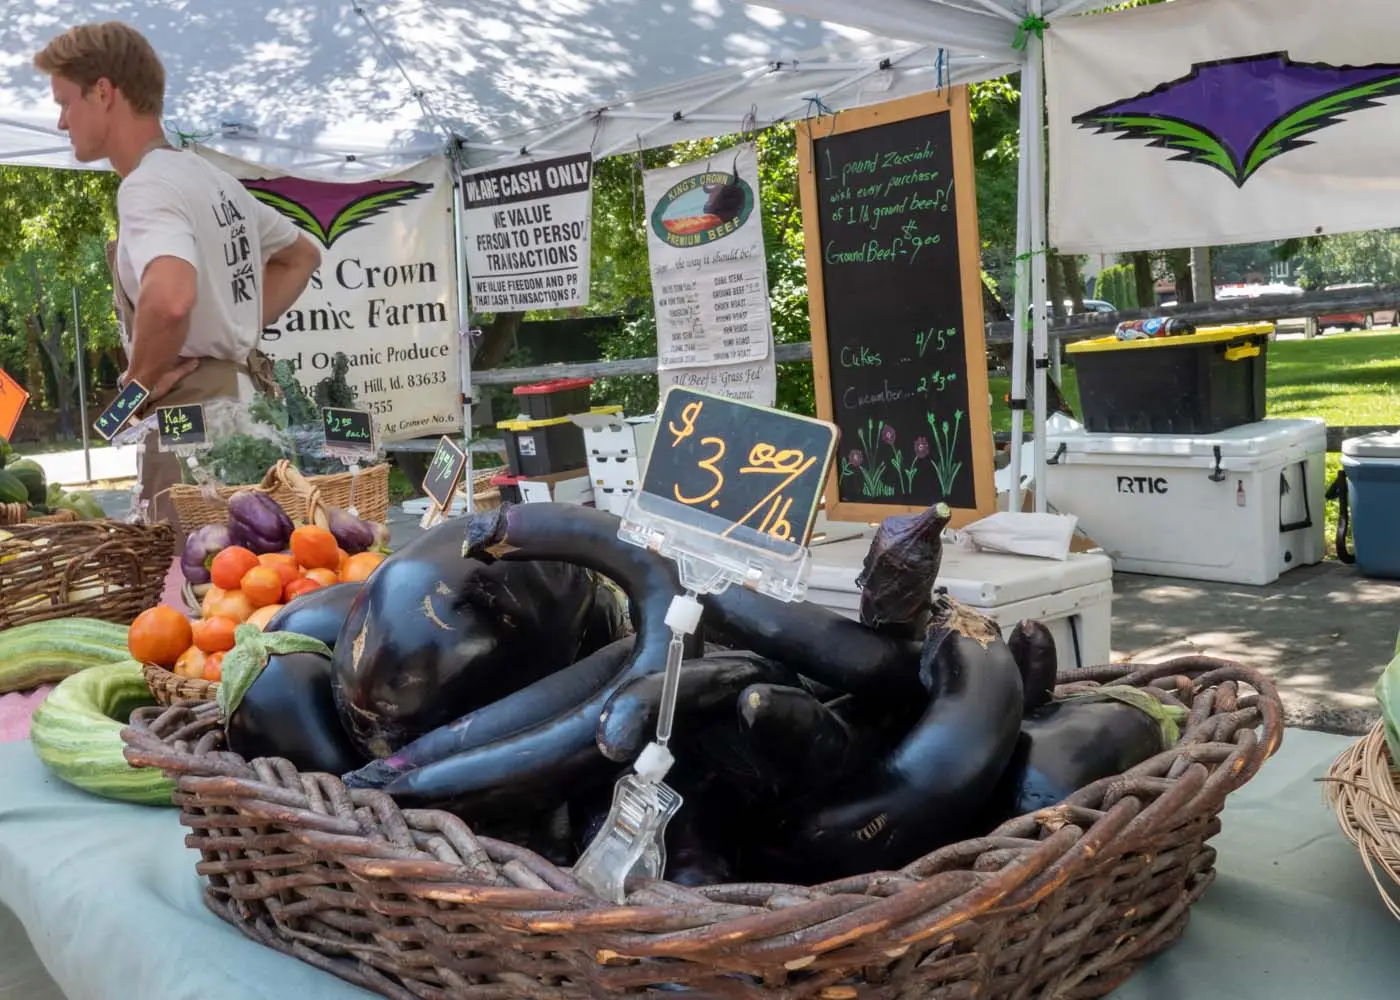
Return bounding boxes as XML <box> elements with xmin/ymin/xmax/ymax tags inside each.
<box><xmin>806</xmin><ymin>536</ymin><xmax>1114</xmax><ymax>671</ymax></box>
<box><xmin>1044</xmin><ymin>418</ymin><xmax>1326</xmax><ymax>586</ymax></box>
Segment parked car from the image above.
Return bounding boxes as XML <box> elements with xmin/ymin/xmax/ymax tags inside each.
<box><xmin>1317</xmin><ymin>283</ymin><xmax>1399</xmax><ymax>330</ymax></box>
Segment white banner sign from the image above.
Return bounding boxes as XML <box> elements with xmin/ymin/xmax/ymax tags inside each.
<box><xmin>643</xmin><ymin>144</ymin><xmax>775</xmax><ymax>406</ymax></box>
<box><xmin>461</xmin><ymin>151</ymin><xmax>592</xmax><ymax>311</ymax></box>
<box><xmin>199</xmin><ymin>149</ymin><xmax>462</xmax><ymax>443</ymax></box>
<box><xmin>1047</xmin><ymin>0</ymin><xmax>1400</xmax><ymax>253</ymax></box>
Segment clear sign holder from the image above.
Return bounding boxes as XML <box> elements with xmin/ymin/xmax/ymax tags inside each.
<box><xmin>572</xmin><ymin>492</ymin><xmax>816</xmax><ymax>903</ymax></box>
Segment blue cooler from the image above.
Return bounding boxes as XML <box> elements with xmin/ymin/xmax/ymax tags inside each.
<box><xmin>1340</xmin><ymin>431</ymin><xmax>1400</xmax><ymax>578</ymax></box>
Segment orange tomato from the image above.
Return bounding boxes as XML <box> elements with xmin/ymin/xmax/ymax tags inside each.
<box><xmin>202</xmin><ymin>651</ymin><xmax>225</xmax><ymax>683</ymax></box>
<box><xmin>246</xmin><ymin>603</ymin><xmax>284</xmax><ymax>630</ymax></box>
<box><xmin>191</xmin><ymin>615</ymin><xmax>238</xmax><ymax>654</ymax></box>
<box><xmin>340</xmin><ymin>551</ymin><xmax>386</xmax><ymax>583</ymax></box>
<box><xmin>209</xmin><ymin>590</ymin><xmax>254</xmax><ymax>624</ymax></box>
<box><xmin>128</xmin><ymin>606</ymin><xmax>194</xmax><ymax>667</ymax></box>
<box><xmin>336</xmin><ymin>548</ymin><xmax>350</xmax><ymax>574</ymax></box>
<box><xmin>283</xmin><ymin>578</ymin><xmax>323</xmax><ymax>602</ymax></box>
<box><xmin>210</xmin><ymin>546</ymin><xmax>260</xmax><ymax>591</ymax></box>
<box><xmin>200</xmin><ymin>585</ymin><xmax>227</xmax><ymax>619</ymax></box>
<box><xmin>304</xmin><ymin>567</ymin><xmax>340</xmax><ymax>588</ymax></box>
<box><xmin>173</xmin><ymin>644</ymin><xmax>207</xmax><ymax>679</ymax></box>
<box><xmin>290</xmin><ymin>525</ymin><xmax>339</xmax><ymax>571</ymax></box>
<box><xmin>258</xmin><ymin>552</ymin><xmax>302</xmax><ymax>589</ymax></box>
<box><xmin>240</xmin><ymin>565</ymin><xmax>286</xmax><ymax>608</ymax></box>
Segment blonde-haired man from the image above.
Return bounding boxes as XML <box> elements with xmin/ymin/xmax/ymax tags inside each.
<box><xmin>34</xmin><ymin>21</ymin><xmax>320</xmax><ymax>532</ymax></box>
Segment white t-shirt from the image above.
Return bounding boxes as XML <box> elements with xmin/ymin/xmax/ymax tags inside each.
<box><xmin>115</xmin><ymin>148</ymin><xmax>301</xmax><ymax>364</ymax></box>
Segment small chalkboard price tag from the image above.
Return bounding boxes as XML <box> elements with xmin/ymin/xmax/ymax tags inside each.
<box><xmin>156</xmin><ymin>404</ymin><xmax>207</xmax><ymax>451</ymax></box>
<box><xmin>420</xmin><ymin>435</ymin><xmax>468</xmax><ymax>527</ymax></box>
<box><xmin>93</xmin><ymin>380</ymin><xmax>150</xmax><ymax>441</ymax></box>
<box><xmin>639</xmin><ymin>387</ymin><xmax>837</xmax><ymax>553</ymax></box>
<box><xmin>322</xmin><ymin>407</ymin><xmax>376</xmax><ymax>457</ymax></box>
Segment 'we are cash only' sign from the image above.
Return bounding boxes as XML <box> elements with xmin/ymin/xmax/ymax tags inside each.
<box><xmin>461</xmin><ymin>152</ymin><xmax>593</xmax><ymax>312</ymax></box>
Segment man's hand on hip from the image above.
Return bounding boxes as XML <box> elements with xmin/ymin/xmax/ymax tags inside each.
<box><xmin>121</xmin><ymin>356</ymin><xmax>201</xmax><ymax>405</ymax></box>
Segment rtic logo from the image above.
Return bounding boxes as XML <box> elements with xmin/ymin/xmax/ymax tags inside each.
<box><xmin>1117</xmin><ymin>475</ymin><xmax>1168</xmax><ymax>495</ymax></box>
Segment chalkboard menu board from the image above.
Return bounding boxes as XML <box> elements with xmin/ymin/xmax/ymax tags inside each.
<box><xmin>797</xmin><ymin>90</ymin><xmax>995</xmax><ymax>526</ymax></box>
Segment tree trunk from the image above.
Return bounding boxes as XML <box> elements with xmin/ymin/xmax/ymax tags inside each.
<box><xmin>1131</xmin><ymin>251</ymin><xmax>1156</xmax><ymax>308</ymax></box>
<box><xmin>1191</xmin><ymin>246</ymin><xmax>1214</xmax><ymax>302</ymax></box>
<box><xmin>1060</xmin><ymin>255</ymin><xmax>1085</xmax><ymax>313</ymax></box>
<box><xmin>29</xmin><ymin>309</ymin><xmax>74</xmax><ymax>439</ymax></box>
<box><xmin>1047</xmin><ymin>254</ymin><xmax>1066</xmax><ymax>320</ymax></box>
<box><xmin>1167</xmin><ymin>249</ymin><xmax>1194</xmax><ymax>305</ymax></box>
<box><xmin>472</xmin><ymin>313</ymin><xmax>525</xmax><ymax>371</ymax></box>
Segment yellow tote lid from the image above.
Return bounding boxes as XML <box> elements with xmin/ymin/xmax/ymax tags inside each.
<box><xmin>497</xmin><ymin>405</ymin><xmax>622</xmax><ymax>431</ymax></box>
<box><xmin>1066</xmin><ymin>323</ymin><xmax>1273</xmax><ymax>354</ymax></box>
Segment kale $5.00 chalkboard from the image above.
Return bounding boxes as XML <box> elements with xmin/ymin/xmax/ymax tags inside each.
<box><xmin>797</xmin><ymin>89</ymin><xmax>995</xmax><ymax>527</ymax></box>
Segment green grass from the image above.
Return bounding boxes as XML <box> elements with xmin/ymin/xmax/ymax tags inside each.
<box><xmin>990</xmin><ymin>330</ymin><xmax>1400</xmax><ymax>557</ymax></box>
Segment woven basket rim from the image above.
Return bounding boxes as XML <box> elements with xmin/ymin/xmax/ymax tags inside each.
<box><xmin>1324</xmin><ymin>720</ymin><xmax>1400</xmax><ymax>921</ymax></box>
<box><xmin>123</xmin><ymin>657</ymin><xmax>1283</xmax><ymax>929</ymax></box>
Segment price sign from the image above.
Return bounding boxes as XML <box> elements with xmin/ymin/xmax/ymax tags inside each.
<box><xmin>322</xmin><ymin>407</ymin><xmax>376</xmax><ymax>457</ymax></box>
<box><xmin>422</xmin><ymin>435</ymin><xmax>468</xmax><ymax>513</ymax></box>
<box><xmin>93</xmin><ymin>380</ymin><xmax>150</xmax><ymax>441</ymax></box>
<box><xmin>155</xmin><ymin>404</ymin><xmax>207</xmax><ymax>451</ymax></box>
<box><xmin>638</xmin><ymin>387</ymin><xmax>837</xmax><ymax>553</ymax></box>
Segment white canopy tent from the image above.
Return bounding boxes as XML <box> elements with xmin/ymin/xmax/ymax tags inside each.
<box><xmin>0</xmin><ymin>0</ymin><xmax>1067</xmax><ymax>512</ymax></box>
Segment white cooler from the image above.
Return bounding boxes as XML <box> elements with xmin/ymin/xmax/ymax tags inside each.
<box><xmin>806</xmin><ymin>536</ymin><xmax>1114</xmax><ymax>671</ymax></box>
<box><xmin>1044</xmin><ymin>418</ymin><xmax>1326</xmax><ymax>586</ymax></box>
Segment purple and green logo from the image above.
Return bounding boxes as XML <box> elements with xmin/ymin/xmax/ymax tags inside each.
<box><xmin>1074</xmin><ymin>52</ymin><xmax>1400</xmax><ymax>187</ymax></box>
<box><xmin>242</xmin><ymin>177</ymin><xmax>432</xmax><ymax>248</ymax></box>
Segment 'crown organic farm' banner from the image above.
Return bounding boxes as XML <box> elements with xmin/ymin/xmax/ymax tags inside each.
<box><xmin>198</xmin><ymin>149</ymin><xmax>462</xmax><ymax>443</ymax></box>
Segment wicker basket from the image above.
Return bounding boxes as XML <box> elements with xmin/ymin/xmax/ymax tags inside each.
<box><xmin>0</xmin><ymin>502</ymin><xmax>81</xmax><ymax>525</ymax></box>
<box><xmin>1323</xmin><ymin>720</ymin><xmax>1400</xmax><ymax>919</ymax></box>
<box><xmin>122</xmin><ymin>656</ymin><xmax>1281</xmax><ymax>1000</ymax></box>
<box><xmin>0</xmin><ymin>520</ymin><xmax>175</xmax><ymax>629</ymax></box>
<box><xmin>168</xmin><ymin>459</ymin><xmax>390</xmax><ymax>535</ymax></box>
<box><xmin>143</xmin><ymin>663</ymin><xmax>218</xmax><ymax>707</ymax></box>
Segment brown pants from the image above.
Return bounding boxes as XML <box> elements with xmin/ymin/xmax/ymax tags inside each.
<box><xmin>136</xmin><ymin>360</ymin><xmax>246</xmax><ymax>545</ymax></box>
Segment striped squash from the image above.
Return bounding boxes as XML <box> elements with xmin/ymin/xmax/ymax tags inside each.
<box><xmin>0</xmin><ymin>618</ymin><xmax>131</xmax><ymax>695</ymax></box>
<box><xmin>29</xmin><ymin>660</ymin><xmax>175</xmax><ymax>806</ymax></box>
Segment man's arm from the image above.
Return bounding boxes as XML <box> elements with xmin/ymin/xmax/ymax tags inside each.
<box><xmin>262</xmin><ymin>234</ymin><xmax>320</xmax><ymax>326</ymax></box>
<box><xmin>126</xmin><ymin>257</ymin><xmax>199</xmax><ymax>400</ymax></box>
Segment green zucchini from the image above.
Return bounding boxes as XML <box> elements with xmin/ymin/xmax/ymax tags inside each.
<box><xmin>0</xmin><ymin>618</ymin><xmax>132</xmax><ymax>694</ymax></box>
<box><xmin>30</xmin><ymin>660</ymin><xmax>175</xmax><ymax>806</ymax></box>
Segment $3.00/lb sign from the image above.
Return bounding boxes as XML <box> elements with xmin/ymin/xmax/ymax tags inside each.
<box><xmin>639</xmin><ymin>387</ymin><xmax>837</xmax><ymax>552</ymax></box>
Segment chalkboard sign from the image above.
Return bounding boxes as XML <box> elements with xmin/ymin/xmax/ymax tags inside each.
<box><xmin>422</xmin><ymin>435</ymin><xmax>468</xmax><ymax>511</ymax></box>
<box><xmin>322</xmin><ymin>407</ymin><xmax>375</xmax><ymax>454</ymax></box>
<box><xmin>638</xmin><ymin>387</ymin><xmax>837</xmax><ymax>553</ymax></box>
<box><xmin>797</xmin><ymin>90</ymin><xmax>995</xmax><ymax>527</ymax></box>
<box><xmin>93</xmin><ymin>380</ymin><xmax>150</xmax><ymax>441</ymax></box>
<box><xmin>156</xmin><ymin>404</ymin><xmax>207</xmax><ymax>449</ymax></box>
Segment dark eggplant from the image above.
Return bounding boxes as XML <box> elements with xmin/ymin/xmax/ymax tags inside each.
<box><xmin>596</xmin><ymin>652</ymin><xmax>798</xmax><ymax>762</ymax></box>
<box><xmin>374</xmin><ymin>503</ymin><xmax>690</xmax><ymax>818</ymax></box>
<box><xmin>579</xmin><ymin>576</ymin><xmax>632</xmax><ymax>656</ymax></box>
<box><xmin>219</xmin><ymin>626</ymin><xmax>366</xmax><ymax>775</ymax></box>
<box><xmin>344</xmin><ymin>636</ymin><xmax>635</xmax><ymax>788</ymax></box>
<box><xmin>984</xmin><ymin>691</ymin><xmax>1185</xmax><ymax>824</ymax></box>
<box><xmin>1008</xmin><ymin>619</ymin><xmax>1058</xmax><ymax>714</ymax></box>
<box><xmin>757</xmin><ymin>596</ymin><xmax>1023</xmax><ymax>882</ymax></box>
<box><xmin>330</xmin><ymin>516</ymin><xmax>600</xmax><ymax>758</ymax></box>
<box><xmin>264</xmin><ymin>581</ymin><xmax>362</xmax><ymax>649</ymax></box>
<box><xmin>227</xmin><ymin>490</ymin><xmax>295</xmax><ymax>554</ymax></box>
<box><xmin>736</xmin><ymin>684</ymin><xmax>859</xmax><ymax>795</ymax></box>
<box><xmin>700</xmin><ymin>587</ymin><xmax>924</xmax><ymax>702</ymax></box>
<box><xmin>856</xmin><ymin>502</ymin><xmax>952</xmax><ymax>639</ymax></box>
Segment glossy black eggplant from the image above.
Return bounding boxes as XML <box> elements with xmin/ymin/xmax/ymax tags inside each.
<box><xmin>856</xmin><ymin>502</ymin><xmax>952</xmax><ymax>638</ymax></box>
<box><xmin>596</xmin><ymin>652</ymin><xmax>798</xmax><ymax>762</ymax></box>
<box><xmin>330</xmin><ymin>517</ymin><xmax>600</xmax><ymax>759</ymax></box>
<box><xmin>985</xmin><ymin>696</ymin><xmax>1179</xmax><ymax>823</ymax></box>
<box><xmin>226</xmin><ymin>650</ymin><xmax>367</xmax><ymax>775</ymax></box>
<box><xmin>263</xmin><ymin>581</ymin><xmax>362</xmax><ymax>649</ymax></box>
<box><xmin>699</xmin><ymin>587</ymin><xmax>924</xmax><ymax>702</ymax></box>
<box><xmin>579</xmin><ymin>576</ymin><xmax>632</xmax><ymax>655</ymax></box>
<box><xmin>759</xmin><ymin>599</ymin><xmax>1023</xmax><ymax>882</ymax></box>
<box><xmin>375</xmin><ymin>503</ymin><xmax>690</xmax><ymax>817</ymax></box>
<box><xmin>736</xmin><ymin>684</ymin><xmax>859</xmax><ymax>795</ymax></box>
<box><xmin>1008</xmin><ymin>619</ymin><xmax>1058</xmax><ymax>714</ymax></box>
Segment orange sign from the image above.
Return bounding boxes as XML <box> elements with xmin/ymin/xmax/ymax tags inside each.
<box><xmin>0</xmin><ymin>367</ymin><xmax>27</xmax><ymax>441</ymax></box>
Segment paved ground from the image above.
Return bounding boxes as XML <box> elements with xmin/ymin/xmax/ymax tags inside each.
<box><xmin>38</xmin><ymin>445</ymin><xmax>1400</xmax><ymax>739</ymax></box>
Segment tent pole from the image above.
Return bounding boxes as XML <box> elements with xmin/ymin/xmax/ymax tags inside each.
<box><xmin>72</xmin><ymin>285</ymin><xmax>91</xmax><ymax>485</ymax></box>
<box><xmin>1026</xmin><ymin>0</ymin><xmax>1050</xmax><ymax>514</ymax></box>
<box><xmin>450</xmin><ymin>150</ymin><xmax>475</xmax><ymax>513</ymax></box>
<box><xmin>1006</xmin><ymin>51</ymin><xmax>1033</xmax><ymax>514</ymax></box>
<box><xmin>594</xmin><ymin>64</ymin><xmax>780</xmax><ymax>159</ymax></box>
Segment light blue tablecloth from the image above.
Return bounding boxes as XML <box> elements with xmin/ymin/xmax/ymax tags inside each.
<box><xmin>0</xmin><ymin>729</ymin><xmax>1393</xmax><ymax>999</ymax></box>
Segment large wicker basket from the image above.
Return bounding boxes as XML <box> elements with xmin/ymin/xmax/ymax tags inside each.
<box><xmin>1323</xmin><ymin>720</ymin><xmax>1400</xmax><ymax>919</ymax></box>
<box><xmin>0</xmin><ymin>520</ymin><xmax>175</xmax><ymax>629</ymax></box>
<box><xmin>168</xmin><ymin>459</ymin><xmax>390</xmax><ymax>535</ymax></box>
<box><xmin>122</xmin><ymin>656</ymin><xmax>1281</xmax><ymax>1000</ymax></box>
<box><xmin>143</xmin><ymin>663</ymin><xmax>217</xmax><ymax>707</ymax></box>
